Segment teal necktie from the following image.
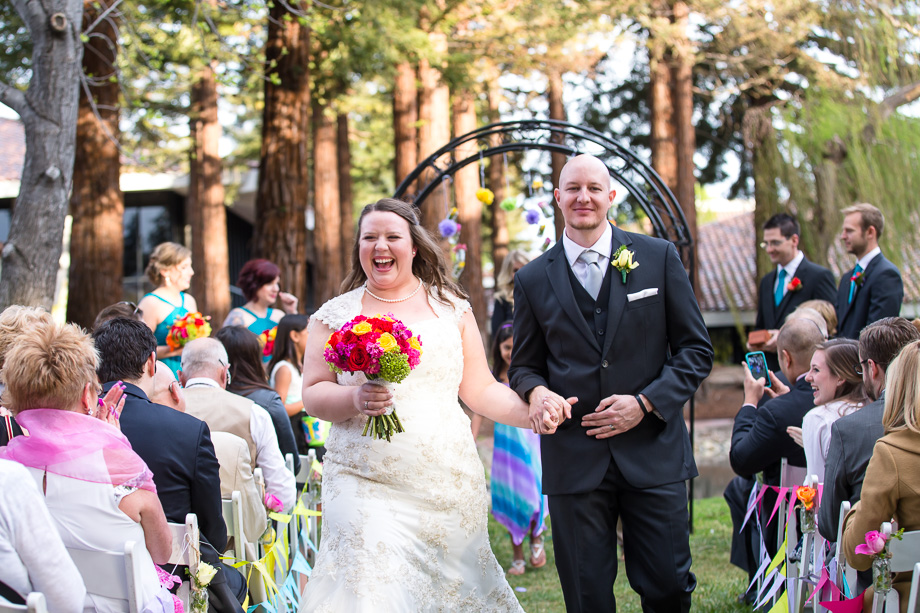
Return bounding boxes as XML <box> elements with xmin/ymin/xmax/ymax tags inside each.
<box><xmin>774</xmin><ymin>268</ymin><xmax>786</xmax><ymax>307</ymax></box>
<box><xmin>848</xmin><ymin>263</ymin><xmax>863</xmax><ymax>304</ymax></box>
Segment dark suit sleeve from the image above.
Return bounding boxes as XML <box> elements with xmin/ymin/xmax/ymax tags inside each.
<box><xmin>191</xmin><ymin>421</ymin><xmax>228</xmax><ymax>551</ymax></box>
<box><xmin>868</xmin><ymin>265</ymin><xmax>904</xmax><ymax>322</ymax></box>
<box><xmin>819</xmin><ymin>420</ymin><xmax>849</xmax><ymax>542</ymax></box>
<box><xmin>730</xmin><ymin>404</ymin><xmax>784</xmax><ymax>477</ymax></box>
<box><xmin>640</xmin><ymin>243</ymin><xmax>714</xmax><ymax>421</ymax></box>
<box><xmin>509</xmin><ymin>274</ymin><xmax>550</xmax><ymax>401</ymax></box>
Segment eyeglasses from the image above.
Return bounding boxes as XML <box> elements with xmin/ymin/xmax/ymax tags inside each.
<box><xmin>855</xmin><ymin>359</ymin><xmax>870</xmax><ymax>376</ymax></box>
<box><xmin>219</xmin><ymin>359</ymin><xmax>232</xmax><ymax>386</ymax></box>
<box><xmin>759</xmin><ymin>238</ymin><xmax>789</xmax><ymax>250</ymax></box>
<box><xmin>117</xmin><ymin>301</ymin><xmax>140</xmax><ymax>315</ymax></box>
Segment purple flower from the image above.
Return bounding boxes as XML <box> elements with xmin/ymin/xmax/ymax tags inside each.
<box><xmin>438</xmin><ymin>218</ymin><xmax>459</xmax><ymax>238</ymax></box>
<box><xmin>525</xmin><ymin>209</ymin><xmax>541</xmax><ymax>225</ymax></box>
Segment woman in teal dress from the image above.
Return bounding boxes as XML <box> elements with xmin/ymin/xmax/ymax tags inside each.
<box><xmin>222</xmin><ymin>259</ymin><xmax>299</xmax><ymax>363</ymax></box>
<box><xmin>137</xmin><ymin>242</ymin><xmax>197</xmax><ymax>377</ymax></box>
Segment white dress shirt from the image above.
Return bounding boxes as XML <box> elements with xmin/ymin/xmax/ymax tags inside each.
<box><xmin>562</xmin><ymin>221</ymin><xmax>613</xmax><ymax>291</ymax></box>
<box><xmin>773</xmin><ymin>250</ymin><xmax>804</xmax><ymax>296</ymax></box>
<box><xmin>855</xmin><ymin>246</ymin><xmax>882</xmax><ymax>272</ymax></box>
<box><xmin>183</xmin><ymin>377</ymin><xmax>296</xmax><ymax>512</ymax></box>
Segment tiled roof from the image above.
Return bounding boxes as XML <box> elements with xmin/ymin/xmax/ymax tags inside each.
<box><xmin>0</xmin><ymin>118</ymin><xmax>25</xmax><ymax>181</ymax></box>
<box><xmin>698</xmin><ymin>211</ymin><xmax>919</xmax><ymax>313</ymax></box>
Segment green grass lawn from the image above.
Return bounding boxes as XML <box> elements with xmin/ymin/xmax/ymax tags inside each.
<box><xmin>489</xmin><ymin>496</ymin><xmax>752</xmax><ymax>612</ymax></box>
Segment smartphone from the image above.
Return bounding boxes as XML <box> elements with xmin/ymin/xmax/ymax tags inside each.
<box><xmin>745</xmin><ymin>351</ymin><xmax>772</xmax><ymax>388</ymax></box>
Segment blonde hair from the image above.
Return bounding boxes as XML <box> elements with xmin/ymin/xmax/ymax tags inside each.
<box><xmin>2</xmin><ymin>321</ymin><xmax>99</xmax><ymax>414</ymax></box>
<box><xmin>797</xmin><ymin>299</ymin><xmax>838</xmax><ymax>338</ymax></box>
<box><xmin>493</xmin><ymin>250</ymin><xmax>531</xmax><ymax>304</ymax></box>
<box><xmin>0</xmin><ymin>306</ymin><xmax>54</xmax><ymax>372</ymax></box>
<box><xmin>842</xmin><ymin>202</ymin><xmax>885</xmax><ymax>239</ymax></box>
<box><xmin>882</xmin><ymin>340</ymin><xmax>920</xmax><ymax>433</ymax></box>
<box><xmin>145</xmin><ymin>242</ymin><xmax>191</xmax><ymax>286</ymax></box>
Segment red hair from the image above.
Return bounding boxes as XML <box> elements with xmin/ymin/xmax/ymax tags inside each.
<box><xmin>237</xmin><ymin>259</ymin><xmax>280</xmax><ymax>301</ymax></box>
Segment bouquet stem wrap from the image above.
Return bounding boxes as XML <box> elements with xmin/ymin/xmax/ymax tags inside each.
<box><xmin>361</xmin><ymin>380</ymin><xmax>405</xmax><ymax>441</ymax></box>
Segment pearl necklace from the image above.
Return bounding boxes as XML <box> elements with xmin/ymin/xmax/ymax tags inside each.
<box><xmin>364</xmin><ymin>278</ymin><xmax>423</xmax><ymax>303</ymax></box>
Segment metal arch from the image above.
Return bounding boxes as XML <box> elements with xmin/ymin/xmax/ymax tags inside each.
<box><xmin>393</xmin><ymin>119</ymin><xmax>694</xmax><ymax>274</ymax></box>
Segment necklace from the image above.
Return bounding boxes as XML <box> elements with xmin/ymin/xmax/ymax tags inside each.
<box><xmin>364</xmin><ymin>278</ymin><xmax>423</xmax><ymax>303</ymax></box>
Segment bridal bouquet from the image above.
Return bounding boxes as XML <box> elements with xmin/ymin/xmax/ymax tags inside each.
<box><xmin>324</xmin><ymin>314</ymin><xmax>423</xmax><ymax>441</ymax></box>
<box><xmin>166</xmin><ymin>312</ymin><xmax>212</xmax><ymax>351</ymax></box>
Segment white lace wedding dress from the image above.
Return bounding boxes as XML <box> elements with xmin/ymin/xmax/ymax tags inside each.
<box><xmin>299</xmin><ymin>287</ymin><xmax>524</xmax><ymax>613</ymax></box>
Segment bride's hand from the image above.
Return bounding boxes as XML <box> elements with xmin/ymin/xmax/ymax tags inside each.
<box><xmin>354</xmin><ymin>383</ymin><xmax>392</xmax><ymax>417</ymax></box>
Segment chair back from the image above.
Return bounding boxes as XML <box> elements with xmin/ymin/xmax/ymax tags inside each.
<box><xmin>285</xmin><ymin>453</ymin><xmax>295</xmax><ymax>476</ymax></box>
<box><xmin>221</xmin><ymin>490</ymin><xmax>245</xmax><ymax>562</ymax></box>
<box><xmin>0</xmin><ymin>593</ymin><xmax>48</xmax><ymax>613</ymax></box>
<box><xmin>885</xmin><ymin>524</ymin><xmax>920</xmax><ymax>573</ymax></box>
<box><xmin>66</xmin><ymin>541</ymin><xmax>145</xmax><ymax>613</ymax></box>
<box><xmin>166</xmin><ymin>513</ymin><xmax>200</xmax><ymax>608</ymax></box>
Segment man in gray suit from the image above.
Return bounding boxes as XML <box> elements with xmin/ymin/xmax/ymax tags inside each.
<box><xmin>819</xmin><ymin>317</ymin><xmax>920</xmax><ymax>542</ymax></box>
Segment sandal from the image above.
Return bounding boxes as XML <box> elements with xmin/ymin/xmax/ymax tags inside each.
<box><xmin>530</xmin><ymin>536</ymin><xmax>547</xmax><ymax>568</ymax></box>
<box><xmin>507</xmin><ymin>559</ymin><xmax>526</xmax><ymax>575</ymax></box>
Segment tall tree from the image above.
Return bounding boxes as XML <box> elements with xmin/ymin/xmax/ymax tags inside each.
<box><xmin>188</xmin><ymin>59</ymin><xmax>230</xmax><ymax>324</ymax></box>
<box><xmin>338</xmin><ymin>112</ymin><xmax>354</xmax><ymax>265</ymax></box>
<box><xmin>393</xmin><ymin>60</ymin><xmax>418</xmax><ymax>195</ymax></box>
<box><xmin>253</xmin><ymin>2</ymin><xmax>311</xmax><ymax>305</ymax></box>
<box><xmin>67</xmin><ymin>0</ymin><xmax>123</xmax><ymax>327</ymax></box>
<box><xmin>312</xmin><ymin>100</ymin><xmax>343</xmax><ymax>304</ymax></box>
<box><xmin>487</xmin><ymin>79</ymin><xmax>509</xmax><ymax>276</ymax></box>
<box><xmin>548</xmin><ymin>68</ymin><xmax>567</xmax><ymax>240</ymax></box>
<box><xmin>0</xmin><ymin>0</ymin><xmax>84</xmax><ymax>309</ymax></box>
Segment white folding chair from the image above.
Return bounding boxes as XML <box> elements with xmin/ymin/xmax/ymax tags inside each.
<box><xmin>285</xmin><ymin>453</ymin><xmax>295</xmax><ymax>477</ymax></box>
<box><xmin>907</xmin><ymin>562</ymin><xmax>920</xmax><ymax>613</ymax></box>
<box><xmin>777</xmin><ymin>458</ymin><xmax>809</xmax><ymax>552</ymax></box>
<box><xmin>0</xmin><ymin>593</ymin><xmax>48</xmax><ymax>613</ymax></box>
<box><xmin>66</xmin><ymin>541</ymin><xmax>146</xmax><ymax>613</ymax></box>
<box><xmin>835</xmin><ymin>501</ymin><xmax>857</xmax><ymax>600</ymax></box>
<box><xmin>166</xmin><ymin>513</ymin><xmax>200</xmax><ymax>608</ymax></box>
<box><xmin>221</xmin><ymin>490</ymin><xmax>246</xmax><ymax>563</ymax></box>
<box><xmin>786</xmin><ymin>474</ymin><xmax>824</xmax><ymax>613</ymax></box>
<box><xmin>871</xmin><ymin>523</ymin><xmax>920</xmax><ymax>612</ymax></box>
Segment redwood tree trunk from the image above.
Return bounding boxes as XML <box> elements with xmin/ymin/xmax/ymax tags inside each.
<box><xmin>393</xmin><ymin>61</ymin><xmax>418</xmax><ymax>195</ymax></box>
<box><xmin>188</xmin><ymin>62</ymin><xmax>230</xmax><ymax>324</ymax></box>
<box><xmin>671</xmin><ymin>0</ymin><xmax>698</xmax><ymax>292</ymax></box>
<box><xmin>67</xmin><ymin>0</ymin><xmax>123</xmax><ymax>328</ymax></box>
<box><xmin>337</xmin><ymin>113</ymin><xmax>354</xmax><ymax>265</ymax></box>
<box><xmin>417</xmin><ymin>27</ymin><xmax>451</xmax><ymax>234</ymax></box>
<box><xmin>253</xmin><ymin>4</ymin><xmax>310</xmax><ymax>306</ymax></box>
<box><xmin>548</xmin><ymin>68</ymin><xmax>566</xmax><ymax>240</ymax></box>
<box><xmin>312</xmin><ymin>101</ymin><xmax>342</xmax><ymax>305</ymax></box>
<box><xmin>487</xmin><ymin>81</ymin><xmax>509</xmax><ymax>280</ymax></box>
<box><xmin>650</xmin><ymin>55</ymin><xmax>678</xmax><ymax>195</ymax></box>
<box><xmin>0</xmin><ymin>0</ymin><xmax>84</xmax><ymax>310</ymax></box>
<box><xmin>452</xmin><ymin>90</ymin><xmax>486</xmax><ymax>331</ymax></box>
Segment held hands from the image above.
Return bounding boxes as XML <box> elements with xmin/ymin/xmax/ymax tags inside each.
<box><xmin>354</xmin><ymin>383</ymin><xmax>393</xmax><ymax>418</ymax></box>
<box><xmin>528</xmin><ymin>386</ymin><xmax>577</xmax><ymax>435</ymax></box>
<box><xmin>582</xmin><ymin>394</ymin><xmax>647</xmax><ymax>439</ymax></box>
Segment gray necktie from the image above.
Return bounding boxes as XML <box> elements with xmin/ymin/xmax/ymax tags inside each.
<box><xmin>578</xmin><ymin>250</ymin><xmax>603</xmax><ymax>300</ymax></box>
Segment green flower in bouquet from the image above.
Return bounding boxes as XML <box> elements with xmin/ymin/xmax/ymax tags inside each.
<box><xmin>376</xmin><ymin>351</ymin><xmax>411</xmax><ymax>383</ymax></box>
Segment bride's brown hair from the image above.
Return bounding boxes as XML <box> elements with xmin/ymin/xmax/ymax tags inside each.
<box><xmin>340</xmin><ymin>198</ymin><xmax>468</xmax><ymax>305</ymax></box>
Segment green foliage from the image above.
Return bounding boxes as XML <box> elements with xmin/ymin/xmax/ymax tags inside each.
<box><xmin>0</xmin><ymin>3</ymin><xmax>31</xmax><ymax>92</ymax></box>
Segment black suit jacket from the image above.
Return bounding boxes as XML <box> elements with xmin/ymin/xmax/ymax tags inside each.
<box><xmin>107</xmin><ymin>382</ymin><xmax>227</xmax><ymax>551</ymax></box>
<box><xmin>510</xmin><ymin>224</ymin><xmax>713</xmax><ymax>494</ymax></box>
<box><xmin>729</xmin><ymin>376</ymin><xmax>814</xmax><ymax>483</ymax></box>
<box><xmin>835</xmin><ymin>253</ymin><xmax>903</xmax><ymax>340</ymax></box>
<box><xmin>818</xmin><ymin>396</ymin><xmax>885</xmax><ymax>542</ymax></box>
<box><xmin>755</xmin><ymin>256</ymin><xmax>837</xmax><ymax>332</ymax></box>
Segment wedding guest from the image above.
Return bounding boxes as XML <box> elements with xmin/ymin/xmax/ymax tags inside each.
<box><xmin>835</xmin><ymin>203</ymin><xmax>904</xmax><ymax>339</ymax></box>
<box><xmin>795</xmin><ymin>299</ymin><xmax>838</xmax><ymax>338</ymax></box>
<box><xmin>820</xmin><ymin>317</ymin><xmax>920</xmax><ymax>544</ymax></box>
<box><xmin>0</xmin><ymin>321</ymin><xmax>177</xmax><ymax>612</ymax></box>
<box><xmin>268</xmin><ymin>314</ymin><xmax>316</xmax><ymax>457</ymax></box>
<box><xmin>137</xmin><ymin>242</ymin><xmax>197</xmax><ymax>377</ymax></box>
<box><xmin>222</xmin><ymin>259</ymin><xmax>298</xmax><ymax>363</ymax></box>
<box><xmin>180</xmin><ymin>338</ymin><xmax>295</xmax><ymax>512</ymax></box>
<box><xmin>0</xmin><ymin>306</ymin><xmax>52</xmax><ymax>446</ymax></box>
<box><xmin>215</xmin><ymin>325</ymin><xmax>300</xmax><ymax>476</ymax></box>
<box><xmin>298</xmin><ymin>198</ymin><xmax>541</xmax><ymax>611</ymax></box>
<box><xmin>842</xmin><ymin>339</ymin><xmax>920</xmax><ymax>611</ymax></box>
<box><xmin>786</xmin><ymin>338</ymin><xmax>867</xmax><ymax>482</ymax></box>
<box><xmin>148</xmin><ymin>361</ymin><xmax>186</xmax><ymax>413</ymax></box>
<box><xmin>490</xmin><ymin>321</ymin><xmax>547</xmax><ymax>576</ymax></box>
<box><xmin>490</xmin><ymin>249</ymin><xmax>530</xmax><ymax>339</ymax></box>
<box><xmin>0</xmin><ymin>457</ymin><xmax>86</xmax><ymax>610</ymax></box>
<box><xmin>93</xmin><ymin>301</ymin><xmax>144</xmax><ymax>331</ymax></box>
<box><xmin>726</xmin><ymin>318</ymin><xmax>824</xmax><ymax>597</ymax></box>
<box><xmin>749</xmin><ymin>213</ymin><xmax>836</xmax><ymax>371</ymax></box>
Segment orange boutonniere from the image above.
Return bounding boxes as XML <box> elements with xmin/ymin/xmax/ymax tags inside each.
<box><xmin>796</xmin><ymin>485</ymin><xmax>817</xmax><ymax>510</ymax></box>
<box><xmin>786</xmin><ymin>277</ymin><xmax>803</xmax><ymax>293</ymax></box>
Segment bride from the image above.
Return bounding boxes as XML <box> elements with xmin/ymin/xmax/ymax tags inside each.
<box><xmin>298</xmin><ymin>198</ymin><xmax>552</xmax><ymax>612</ymax></box>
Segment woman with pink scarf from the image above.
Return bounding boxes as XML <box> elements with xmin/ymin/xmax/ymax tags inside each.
<box><xmin>0</xmin><ymin>321</ymin><xmax>177</xmax><ymax>613</ymax></box>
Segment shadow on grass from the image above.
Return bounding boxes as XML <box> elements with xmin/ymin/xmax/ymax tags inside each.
<box><xmin>488</xmin><ymin>496</ymin><xmax>751</xmax><ymax>612</ymax></box>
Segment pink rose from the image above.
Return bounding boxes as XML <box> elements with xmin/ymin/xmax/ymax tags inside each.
<box><xmin>855</xmin><ymin>530</ymin><xmax>888</xmax><ymax>556</ymax></box>
<box><xmin>264</xmin><ymin>493</ymin><xmax>283</xmax><ymax>513</ymax></box>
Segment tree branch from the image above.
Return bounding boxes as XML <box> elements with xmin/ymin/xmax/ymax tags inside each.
<box><xmin>879</xmin><ymin>81</ymin><xmax>920</xmax><ymax>122</ymax></box>
<box><xmin>0</xmin><ymin>80</ymin><xmax>28</xmax><ymax>117</ymax></box>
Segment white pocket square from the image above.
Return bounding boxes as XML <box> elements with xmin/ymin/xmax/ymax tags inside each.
<box><xmin>627</xmin><ymin>288</ymin><xmax>658</xmax><ymax>302</ymax></box>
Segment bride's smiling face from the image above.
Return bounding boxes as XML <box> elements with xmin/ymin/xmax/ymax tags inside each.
<box><xmin>359</xmin><ymin>211</ymin><xmax>415</xmax><ymax>289</ymax></box>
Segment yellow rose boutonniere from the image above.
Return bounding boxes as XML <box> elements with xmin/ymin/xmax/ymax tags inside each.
<box><xmin>611</xmin><ymin>245</ymin><xmax>639</xmax><ymax>284</ymax></box>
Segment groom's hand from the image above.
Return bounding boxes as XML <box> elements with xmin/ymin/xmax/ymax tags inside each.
<box><xmin>583</xmin><ymin>394</ymin><xmax>646</xmax><ymax>438</ymax></box>
<box><xmin>528</xmin><ymin>386</ymin><xmax>577</xmax><ymax>434</ymax></box>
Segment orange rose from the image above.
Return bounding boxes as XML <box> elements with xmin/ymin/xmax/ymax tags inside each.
<box><xmin>796</xmin><ymin>486</ymin><xmax>817</xmax><ymax>510</ymax></box>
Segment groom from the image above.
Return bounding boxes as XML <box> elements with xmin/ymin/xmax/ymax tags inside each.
<box><xmin>510</xmin><ymin>154</ymin><xmax>713</xmax><ymax>612</ymax></box>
